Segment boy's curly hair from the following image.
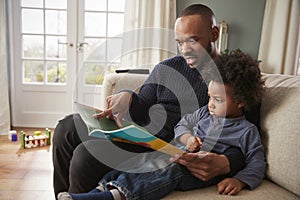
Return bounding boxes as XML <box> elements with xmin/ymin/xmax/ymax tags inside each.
<box><xmin>204</xmin><ymin>49</ymin><xmax>264</xmax><ymax>110</ymax></box>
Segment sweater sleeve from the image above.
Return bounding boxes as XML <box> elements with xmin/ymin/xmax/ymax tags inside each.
<box><xmin>174</xmin><ymin>106</ymin><xmax>207</xmax><ymax>145</ymax></box>
<box><xmin>233</xmin><ymin>126</ymin><xmax>266</xmax><ymax>189</ymax></box>
<box><xmin>128</xmin><ymin>65</ymin><xmax>160</xmax><ymax>124</ymax></box>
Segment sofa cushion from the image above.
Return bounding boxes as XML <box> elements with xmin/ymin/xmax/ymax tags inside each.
<box><xmin>101</xmin><ymin>73</ymin><xmax>148</xmax><ymax>107</ymax></box>
<box><xmin>260</xmin><ymin>74</ymin><xmax>300</xmax><ymax>196</ymax></box>
<box><xmin>165</xmin><ymin>180</ymin><xmax>299</xmax><ymax>199</ymax></box>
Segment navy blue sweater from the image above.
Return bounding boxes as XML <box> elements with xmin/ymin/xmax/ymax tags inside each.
<box><xmin>129</xmin><ymin>56</ymin><xmax>208</xmax><ymax>142</ymax></box>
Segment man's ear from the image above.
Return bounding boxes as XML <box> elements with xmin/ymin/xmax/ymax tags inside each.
<box><xmin>211</xmin><ymin>26</ymin><xmax>219</xmax><ymax>42</ymax></box>
<box><xmin>237</xmin><ymin>102</ymin><xmax>244</xmax><ymax>109</ymax></box>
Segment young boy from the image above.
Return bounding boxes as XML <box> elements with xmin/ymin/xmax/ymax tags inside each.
<box><xmin>58</xmin><ymin>50</ymin><xmax>266</xmax><ymax>200</ymax></box>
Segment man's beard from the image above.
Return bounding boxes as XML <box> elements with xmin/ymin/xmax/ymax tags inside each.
<box><xmin>195</xmin><ymin>43</ymin><xmax>213</xmax><ymax>71</ymax></box>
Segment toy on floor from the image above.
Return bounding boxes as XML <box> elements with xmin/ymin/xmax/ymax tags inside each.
<box><xmin>21</xmin><ymin>128</ymin><xmax>51</xmax><ymax>149</ymax></box>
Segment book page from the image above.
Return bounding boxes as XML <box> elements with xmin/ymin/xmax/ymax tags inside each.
<box><xmin>74</xmin><ymin>101</ymin><xmax>121</xmax><ymax>132</ymax></box>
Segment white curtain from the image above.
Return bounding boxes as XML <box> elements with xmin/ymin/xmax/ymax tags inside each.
<box><xmin>120</xmin><ymin>0</ymin><xmax>177</xmax><ymax>70</ymax></box>
<box><xmin>258</xmin><ymin>0</ymin><xmax>300</xmax><ymax>75</ymax></box>
<box><xmin>0</xmin><ymin>0</ymin><xmax>11</xmax><ymax>134</ymax></box>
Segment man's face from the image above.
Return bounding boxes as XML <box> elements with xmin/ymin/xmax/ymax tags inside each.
<box><xmin>207</xmin><ymin>81</ymin><xmax>243</xmax><ymax>118</ymax></box>
<box><xmin>175</xmin><ymin>15</ymin><xmax>214</xmax><ymax>69</ymax></box>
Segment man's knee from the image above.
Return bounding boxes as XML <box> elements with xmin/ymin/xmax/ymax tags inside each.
<box><xmin>53</xmin><ymin>113</ymin><xmax>88</xmax><ymax>147</ymax></box>
<box><xmin>53</xmin><ymin>114</ymin><xmax>77</xmax><ymax>142</ymax></box>
<box><xmin>69</xmin><ymin>140</ymin><xmax>130</xmax><ymax>174</ymax></box>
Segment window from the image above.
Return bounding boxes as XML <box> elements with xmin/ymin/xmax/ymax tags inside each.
<box><xmin>21</xmin><ymin>0</ymin><xmax>68</xmax><ymax>84</ymax></box>
<box><xmin>82</xmin><ymin>0</ymin><xmax>125</xmax><ymax>85</ymax></box>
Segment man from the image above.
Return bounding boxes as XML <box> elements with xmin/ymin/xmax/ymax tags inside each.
<box><xmin>53</xmin><ymin>4</ymin><xmax>257</xmax><ymax>197</ymax></box>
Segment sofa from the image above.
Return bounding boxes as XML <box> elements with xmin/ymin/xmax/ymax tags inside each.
<box><xmin>101</xmin><ymin>73</ymin><xmax>300</xmax><ymax>199</ymax></box>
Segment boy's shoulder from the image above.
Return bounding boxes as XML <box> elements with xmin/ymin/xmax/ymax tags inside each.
<box><xmin>236</xmin><ymin>117</ymin><xmax>261</xmax><ymax>139</ymax></box>
<box><xmin>224</xmin><ymin>116</ymin><xmax>259</xmax><ymax>135</ymax></box>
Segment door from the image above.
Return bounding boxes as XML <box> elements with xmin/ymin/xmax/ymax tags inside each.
<box><xmin>9</xmin><ymin>0</ymin><xmax>125</xmax><ymax>128</ymax></box>
<box><xmin>76</xmin><ymin>0</ymin><xmax>125</xmax><ymax>107</ymax></box>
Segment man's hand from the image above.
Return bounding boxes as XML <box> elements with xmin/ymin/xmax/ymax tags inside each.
<box><xmin>217</xmin><ymin>178</ymin><xmax>246</xmax><ymax>195</ymax></box>
<box><xmin>170</xmin><ymin>151</ymin><xmax>230</xmax><ymax>181</ymax></box>
<box><xmin>94</xmin><ymin>91</ymin><xmax>132</xmax><ymax>127</ymax></box>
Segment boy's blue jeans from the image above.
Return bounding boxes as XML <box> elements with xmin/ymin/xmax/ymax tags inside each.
<box><xmin>68</xmin><ymin>148</ymin><xmax>245</xmax><ymax>200</ymax></box>
<box><xmin>70</xmin><ymin>189</ymin><xmax>106</xmax><ymax>200</ymax></box>
<box><xmin>99</xmin><ymin>162</ymin><xmax>226</xmax><ymax>200</ymax></box>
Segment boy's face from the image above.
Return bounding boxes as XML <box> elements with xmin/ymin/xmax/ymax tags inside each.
<box><xmin>207</xmin><ymin>81</ymin><xmax>243</xmax><ymax>118</ymax></box>
<box><xmin>174</xmin><ymin>15</ymin><xmax>217</xmax><ymax>69</ymax></box>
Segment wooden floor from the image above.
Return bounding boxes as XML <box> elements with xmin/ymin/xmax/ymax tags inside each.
<box><xmin>0</xmin><ymin>127</ymin><xmax>55</xmax><ymax>200</ymax></box>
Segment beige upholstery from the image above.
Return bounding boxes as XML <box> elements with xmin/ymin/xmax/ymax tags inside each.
<box><xmin>260</xmin><ymin>74</ymin><xmax>300</xmax><ymax>196</ymax></box>
<box><xmin>101</xmin><ymin>73</ymin><xmax>300</xmax><ymax>199</ymax></box>
<box><xmin>101</xmin><ymin>73</ymin><xmax>149</xmax><ymax>106</ymax></box>
<box><xmin>165</xmin><ymin>181</ymin><xmax>298</xmax><ymax>200</ymax></box>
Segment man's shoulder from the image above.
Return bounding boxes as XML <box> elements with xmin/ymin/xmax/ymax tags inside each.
<box><xmin>158</xmin><ymin>55</ymin><xmax>187</xmax><ymax>67</ymax></box>
<box><xmin>152</xmin><ymin>55</ymin><xmax>191</xmax><ymax>75</ymax></box>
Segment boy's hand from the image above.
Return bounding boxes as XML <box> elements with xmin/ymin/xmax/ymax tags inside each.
<box><xmin>217</xmin><ymin>178</ymin><xmax>246</xmax><ymax>195</ymax></box>
<box><xmin>186</xmin><ymin>136</ymin><xmax>202</xmax><ymax>152</ymax></box>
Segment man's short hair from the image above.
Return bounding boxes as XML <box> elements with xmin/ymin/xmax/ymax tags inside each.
<box><xmin>179</xmin><ymin>4</ymin><xmax>216</xmax><ymax>26</ymax></box>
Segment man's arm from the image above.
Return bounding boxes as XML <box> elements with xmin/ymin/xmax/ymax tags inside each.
<box><xmin>94</xmin><ymin>64</ymin><xmax>160</xmax><ymax>126</ymax></box>
<box><xmin>171</xmin><ymin>146</ymin><xmax>246</xmax><ymax>182</ymax></box>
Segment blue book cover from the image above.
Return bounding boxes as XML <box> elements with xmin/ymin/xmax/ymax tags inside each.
<box><xmin>74</xmin><ymin>101</ymin><xmax>184</xmax><ymax>156</ymax></box>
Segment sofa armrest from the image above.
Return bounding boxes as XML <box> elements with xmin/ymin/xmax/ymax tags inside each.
<box><xmin>101</xmin><ymin>73</ymin><xmax>149</xmax><ymax>107</ymax></box>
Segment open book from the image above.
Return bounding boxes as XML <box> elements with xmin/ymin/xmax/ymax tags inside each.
<box><xmin>74</xmin><ymin>102</ymin><xmax>185</xmax><ymax>156</ymax></box>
